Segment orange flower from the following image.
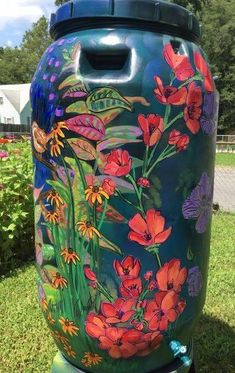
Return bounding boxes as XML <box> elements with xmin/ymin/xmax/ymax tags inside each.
<box><xmin>50</xmin><ymin>138</ymin><xmax>64</xmax><ymax>157</ymax></box>
<box><xmin>51</xmin><ymin>122</ymin><xmax>68</xmax><ymax>139</ymax></box>
<box><xmin>52</xmin><ymin>273</ymin><xmax>68</xmax><ymax>289</ymax></box>
<box><xmin>46</xmin><ymin>211</ymin><xmax>60</xmax><ymax>224</ymax></box>
<box><xmin>47</xmin><ymin>313</ymin><xmax>55</xmax><ymax>325</ymax></box>
<box><xmin>47</xmin><ymin>190</ymin><xmax>64</xmax><ymax>207</ymax></box>
<box><xmin>52</xmin><ymin>331</ymin><xmax>70</xmax><ymax>346</ymax></box>
<box><xmin>81</xmin><ymin>352</ymin><xmax>102</xmax><ymax>367</ymax></box>
<box><xmin>40</xmin><ymin>297</ymin><xmax>48</xmax><ymax>312</ymax></box>
<box><xmin>64</xmin><ymin>344</ymin><xmax>76</xmax><ymax>358</ymax></box>
<box><xmin>85</xmin><ymin>185</ymin><xmax>109</xmax><ymax>205</ymax></box>
<box><xmin>59</xmin><ymin>317</ymin><xmax>79</xmax><ymax>336</ymax></box>
<box><xmin>77</xmin><ymin>220</ymin><xmax>101</xmax><ymax>239</ymax></box>
<box><xmin>61</xmin><ymin>248</ymin><xmax>80</xmax><ymax>264</ymax></box>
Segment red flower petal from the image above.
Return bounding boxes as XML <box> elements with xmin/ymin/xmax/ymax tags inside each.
<box><xmin>167</xmin><ymin>86</ymin><xmax>187</xmax><ymax>105</ymax></box>
<box><xmin>154</xmin><ymin>226</ymin><xmax>172</xmax><ymax>244</ymax></box>
<box><xmin>128</xmin><ymin>213</ymin><xmax>147</xmax><ymax>235</ymax></box>
<box><xmin>194</xmin><ymin>51</ymin><xmax>214</xmax><ymax>92</ymax></box>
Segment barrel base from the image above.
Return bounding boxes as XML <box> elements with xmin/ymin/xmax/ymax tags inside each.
<box><xmin>51</xmin><ymin>344</ymin><xmax>194</xmax><ymax>373</ymax></box>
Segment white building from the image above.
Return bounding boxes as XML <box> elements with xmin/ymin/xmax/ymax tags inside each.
<box><xmin>0</xmin><ymin>83</ymin><xmax>31</xmax><ymax>126</ymax></box>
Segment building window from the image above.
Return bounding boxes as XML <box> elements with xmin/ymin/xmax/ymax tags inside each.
<box><xmin>7</xmin><ymin>118</ymin><xmax>14</xmax><ymax>124</ymax></box>
<box><xmin>0</xmin><ymin>97</ymin><xmax>3</xmax><ymax>105</ymax></box>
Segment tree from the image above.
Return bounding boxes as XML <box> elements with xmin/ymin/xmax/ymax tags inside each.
<box><xmin>170</xmin><ymin>0</ymin><xmax>208</xmax><ymax>15</ymax></box>
<box><xmin>201</xmin><ymin>0</ymin><xmax>235</xmax><ymax>132</ymax></box>
<box><xmin>20</xmin><ymin>16</ymin><xmax>51</xmax><ymax>81</ymax></box>
<box><xmin>0</xmin><ymin>16</ymin><xmax>51</xmax><ymax>84</ymax></box>
<box><xmin>55</xmin><ymin>0</ymin><xmax>70</xmax><ymax>5</ymax></box>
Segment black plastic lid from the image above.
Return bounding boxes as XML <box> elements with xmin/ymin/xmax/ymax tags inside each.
<box><xmin>50</xmin><ymin>0</ymin><xmax>201</xmax><ymax>42</ymax></box>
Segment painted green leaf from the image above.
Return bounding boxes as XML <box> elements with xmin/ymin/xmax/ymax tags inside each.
<box><xmin>105</xmin><ymin>125</ymin><xmax>142</xmax><ymax>139</ymax></box>
<box><xmin>40</xmin><ymin>265</ymin><xmax>58</xmax><ymax>285</ymax></box>
<box><xmin>97</xmin><ymin>137</ymin><xmax>142</xmax><ymax>151</ymax></box>
<box><xmin>132</xmin><ymin>157</ymin><xmax>144</xmax><ymax>169</ymax></box>
<box><xmin>62</xmin><ymin>84</ymin><xmax>87</xmax><ymax>99</ymax></box>
<box><xmin>42</xmin><ymin>244</ymin><xmax>55</xmax><ymax>264</ymax></box>
<box><xmin>99</xmin><ymin>235</ymin><xmax>123</xmax><ymax>256</ymax></box>
<box><xmin>43</xmin><ymin>283</ymin><xmax>61</xmax><ymax>305</ymax></box>
<box><xmin>68</xmin><ymin>138</ymin><xmax>97</xmax><ymax>161</ymax></box>
<box><xmin>66</xmin><ymin>101</ymin><xmax>87</xmax><ymax>114</ymax></box>
<box><xmin>59</xmin><ymin>74</ymin><xmax>86</xmax><ymax>91</ymax></box>
<box><xmin>86</xmin><ymin>87</ymin><xmax>133</xmax><ymax>113</ymax></box>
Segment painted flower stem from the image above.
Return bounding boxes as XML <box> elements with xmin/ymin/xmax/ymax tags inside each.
<box><xmin>115</xmin><ymin>189</ymin><xmax>143</xmax><ymax>214</ymax></box>
<box><xmin>143</xmin><ymin>145</ymin><xmax>149</xmax><ymax>175</ymax></box>
<box><xmin>98</xmin><ymin>198</ymin><xmax>108</xmax><ymax>230</ymax></box>
<box><xmin>96</xmin><ymin>282</ymin><xmax>113</xmax><ymax>302</ymax></box>
<box><xmin>178</xmin><ymin>74</ymin><xmax>203</xmax><ymax>89</ymax></box>
<box><xmin>165</xmin><ymin>112</ymin><xmax>184</xmax><ymax>131</ymax></box>
<box><xmin>155</xmin><ymin>253</ymin><xmax>162</xmax><ymax>268</ymax></box>
<box><xmin>146</xmin><ymin>146</ymin><xmax>177</xmax><ymax>177</ymax></box>
<box><xmin>127</xmin><ymin>174</ymin><xmax>145</xmax><ymax>216</ymax></box>
<box><xmin>64</xmin><ymin>138</ymin><xmax>87</xmax><ymax>191</ymax></box>
<box><xmin>60</xmin><ymin>155</ymin><xmax>76</xmax><ymax>248</ymax></box>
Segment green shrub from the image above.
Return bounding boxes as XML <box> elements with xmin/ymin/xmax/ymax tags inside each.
<box><xmin>0</xmin><ymin>140</ymin><xmax>34</xmax><ymax>272</ymax></box>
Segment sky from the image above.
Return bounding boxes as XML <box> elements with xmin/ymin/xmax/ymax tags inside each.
<box><xmin>0</xmin><ymin>0</ymin><xmax>57</xmax><ymax>47</ymax></box>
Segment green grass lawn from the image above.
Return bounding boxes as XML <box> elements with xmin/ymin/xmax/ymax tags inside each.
<box><xmin>1</xmin><ymin>213</ymin><xmax>234</xmax><ymax>373</ymax></box>
<box><xmin>215</xmin><ymin>153</ymin><xmax>235</xmax><ymax>167</ymax></box>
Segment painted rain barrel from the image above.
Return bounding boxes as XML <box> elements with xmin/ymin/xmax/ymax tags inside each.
<box><xmin>30</xmin><ymin>0</ymin><xmax>219</xmax><ymax>372</ymax></box>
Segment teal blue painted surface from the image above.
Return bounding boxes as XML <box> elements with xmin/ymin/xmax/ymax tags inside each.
<box><xmin>20</xmin><ymin>101</ymin><xmax>31</xmax><ymax>125</ymax></box>
<box><xmin>31</xmin><ymin>25</ymin><xmax>218</xmax><ymax>373</ymax></box>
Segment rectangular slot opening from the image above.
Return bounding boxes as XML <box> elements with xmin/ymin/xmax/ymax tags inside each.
<box><xmin>83</xmin><ymin>49</ymin><xmax>130</xmax><ymax>70</ymax></box>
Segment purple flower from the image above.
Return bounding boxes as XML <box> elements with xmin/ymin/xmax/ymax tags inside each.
<box><xmin>57</xmin><ymin>38</ymin><xmax>65</xmax><ymax>46</ymax></box>
<box><xmin>42</xmin><ymin>73</ymin><xmax>49</xmax><ymax>81</ymax></box>
<box><xmin>182</xmin><ymin>172</ymin><xmax>213</xmax><ymax>233</ymax></box>
<box><xmin>187</xmin><ymin>266</ymin><xmax>203</xmax><ymax>297</ymax></box>
<box><xmin>200</xmin><ymin>93</ymin><xmax>219</xmax><ymax>136</ymax></box>
<box><xmin>49</xmin><ymin>93</ymin><xmax>56</xmax><ymax>101</ymax></box>
<box><xmin>50</xmin><ymin>74</ymin><xmax>57</xmax><ymax>83</ymax></box>
<box><xmin>54</xmin><ymin>60</ymin><xmax>61</xmax><ymax>68</ymax></box>
<box><xmin>55</xmin><ymin>107</ymin><xmax>64</xmax><ymax>117</ymax></box>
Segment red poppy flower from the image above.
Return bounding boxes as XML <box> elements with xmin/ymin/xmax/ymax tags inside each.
<box><xmin>163</xmin><ymin>43</ymin><xmax>194</xmax><ymax>81</ymax></box>
<box><xmin>154</xmin><ymin>76</ymin><xmax>187</xmax><ymax>105</ymax></box>
<box><xmin>101</xmin><ymin>298</ymin><xmax>135</xmax><ymax>323</ymax></box>
<box><xmin>120</xmin><ymin>277</ymin><xmax>142</xmax><ymax>299</ymax></box>
<box><xmin>156</xmin><ymin>259</ymin><xmax>187</xmax><ymax>293</ymax></box>
<box><xmin>144</xmin><ymin>271</ymin><xmax>153</xmax><ymax>281</ymax></box>
<box><xmin>168</xmin><ymin>130</ymin><xmax>190</xmax><ymax>152</ymax></box>
<box><xmin>98</xmin><ymin>327</ymin><xmax>146</xmax><ymax>359</ymax></box>
<box><xmin>137</xmin><ymin>177</ymin><xmax>150</xmax><ymax>188</ymax></box>
<box><xmin>194</xmin><ymin>51</ymin><xmax>215</xmax><ymax>92</ymax></box>
<box><xmin>102</xmin><ymin>178</ymin><xmax>116</xmax><ymax>196</ymax></box>
<box><xmin>104</xmin><ymin>149</ymin><xmax>132</xmax><ymax>177</ymax></box>
<box><xmin>114</xmin><ymin>255</ymin><xmax>141</xmax><ymax>279</ymax></box>
<box><xmin>184</xmin><ymin>82</ymin><xmax>202</xmax><ymax>134</ymax></box>
<box><xmin>136</xmin><ymin>331</ymin><xmax>163</xmax><ymax>357</ymax></box>
<box><xmin>128</xmin><ymin>209</ymin><xmax>172</xmax><ymax>246</ymax></box>
<box><xmin>85</xmin><ymin>313</ymin><xmax>109</xmax><ymax>338</ymax></box>
<box><xmin>84</xmin><ymin>266</ymin><xmax>97</xmax><ymax>282</ymax></box>
<box><xmin>144</xmin><ymin>291</ymin><xmax>185</xmax><ymax>331</ymax></box>
<box><xmin>138</xmin><ymin>114</ymin><xmax>164</xmax><ymax>147</ymax></box>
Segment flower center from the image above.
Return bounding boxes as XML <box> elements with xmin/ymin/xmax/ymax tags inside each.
<box><xmin>165</xmin><ymin>87</ymin><xmax>173</xmax><ymax>97</ymax></box>
<box><xmin>51</xmin><ymin>190</ymin><xmax>57</xmax><ymax>196</ymax></box>
<box><xmin>92</xmin><ymin>186</ymin><xmax>99</xmax><ymax>193</ymax></box>
<box><xmin>115</xmin><ymin>338</ymin><xmax>123</xmax><ymax>346</ymax></box>
<box><xmin>144</xmin><ymin>232</ymin><xmax>152</xmax><ymax>241</ymax></box>
<box><xmin>56</xmin><ymin>273</ymin><xmax>61</xmax><ymax>279</ymax></box>
<box><xmin>123</xmin><ymin>267</ymin><xmax>131</xmax><ymax>275</ymax></box>
<box><xmin>86</xmin><ymin>221</ymin><xmax>92</xmax><ymax>228</ymax></box>
<box><xmin>68</xmin><ymin>248</ymin><xmax>73</xmax><ymax>254</ymax></box>
<box><xmin>167</xmin><ymin>282</ymin><xmax>174</xmax><ymax>290</ymax></box>
<box><xmin>188</xmin><ymin>104</ymin><xmax>196</xmax><ymax>118</ymax></box>
<box><xmin>117</xmin><ymin>310</ymin><xmax>124</xmax><ymax>319</ymax></box>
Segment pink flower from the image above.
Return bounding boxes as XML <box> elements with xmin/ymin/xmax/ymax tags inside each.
<box><xmin>104</xmin><ymin>149</ymin><xmax>132</xmax><ymax>177</ymax></box>
<box><xmin>0</xmin><ymin>151</ymin><xmax>9</xmax><ymax>159</ymax></box>
<box><xmin>102</xmin><ymin>178</ymin><xmax>116</xmax><ymax>196</ymax></box>
<box><xmin>84</xmin><ymin>266</ymin><xmax>97</xmax><ymax>282</ymax></box>
<box><xmin>137</xmin><ymin>177</ymin><xmax>150</xmax><ymax>188</ymax></box>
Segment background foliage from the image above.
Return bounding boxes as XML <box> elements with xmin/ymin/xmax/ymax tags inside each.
<box><xmin>0</xmin><ymin>140</ymin><xmax>34</xmax><ymax>273</ymax></box>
